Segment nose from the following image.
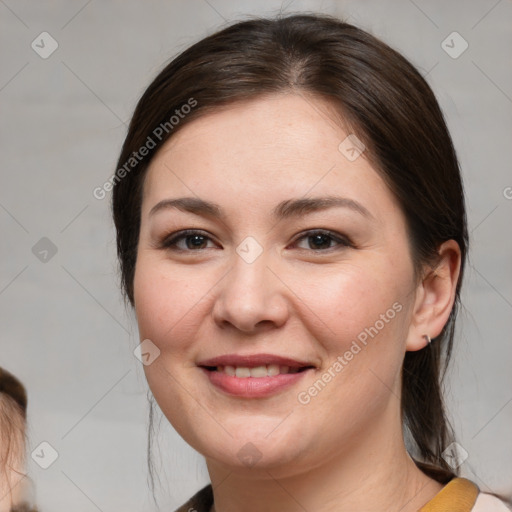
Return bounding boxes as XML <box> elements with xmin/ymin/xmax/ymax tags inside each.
<box><xmin>212</xmin><ymin>249</ymin><xmax>290</xmax><ymax>333</ymax></box>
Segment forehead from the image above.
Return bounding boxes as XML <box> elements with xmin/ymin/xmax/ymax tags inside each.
<box><xmin>153</xmin><ymin>93</ymin><xmax>347</xmax><ymax>170</ymax></box>
<box><xmin>142</xmin><ymin>93</ymin><xmax>397</xmax><ymax>222</ymax></box>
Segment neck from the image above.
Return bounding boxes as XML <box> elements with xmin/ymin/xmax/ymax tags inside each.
<box><xmin>205</xmin><ymin>412</ymin><xmax>444</xmax><ymax>512</ymax></box>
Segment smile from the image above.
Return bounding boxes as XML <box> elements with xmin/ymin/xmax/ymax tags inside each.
<box><xmin>205</xmin><ymin>364</ymin><xmax>309</xmax><ymax>377</ymax></box>
<box><xmin>197</xmin><ymin>354</ymin><xmax>316</xmax><ymax>398</ymax></box>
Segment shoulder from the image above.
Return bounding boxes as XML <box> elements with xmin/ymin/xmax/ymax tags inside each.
<box><xmin>174</xmin><ymin>484</ymin><xmax>213</xmax><ymax>512</ymax></box>
<box><xmin>471</xmin><ymin>492</ymin><xmax>512</xmax><ymax>512</ymax></box>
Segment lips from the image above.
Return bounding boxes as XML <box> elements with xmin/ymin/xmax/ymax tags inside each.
<box><xmin>197</xmin><ymin>353</ymin><xmax>316</xmax><ymax>397</ymax></box>
<box><xmin>197</xmin><ymin>353</ymin><xmax>315</xmax><ymax>370</ymax></box>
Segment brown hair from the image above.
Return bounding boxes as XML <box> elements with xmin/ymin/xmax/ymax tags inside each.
<box><xmin>113</xmin><ymin>13</ymin><xmax>469</xmax><ymax>487</ymax></box>
<box><xmin>0</xmin><ymin>369</ymin><xmax>27</xmax><ymax>484</ymax></box>
<box><xmin>0</xmin><ymin>368</ymin><xmax>38</xmax><ymax>512</ymax></box>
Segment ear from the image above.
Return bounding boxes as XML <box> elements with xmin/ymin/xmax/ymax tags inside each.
<box><xmin>406</xmin><ymin>240</ymin><xmax>462</xmax><ymax>352</ymax></box>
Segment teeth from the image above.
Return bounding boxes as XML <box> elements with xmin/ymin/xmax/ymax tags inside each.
<box><xmin>215</xmin><ymin>364</ymin><xmax>304</xmax><ymax>377</ymax></box>
<box><xmin>224</xmin><ymin>365</ymin><xmax>235</xmax><ymax>376</ymax></box>
<box><xmin>268</xmin><ymin>364</ymin><xmax>280</xmax><ymax>376</ymax></box>
<box><xmin>235</xmin><ymin>367</ymin><xmax>251</xmax><ymax>378</ymax></box>
<box><xmin>250</xmin><ymin>365</ymin><xmax>269</xmax><ymax>378</ymax></box>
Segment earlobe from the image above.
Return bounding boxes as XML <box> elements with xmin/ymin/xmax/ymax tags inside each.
<box><xmin>406</xmin><ymin>240</ymin><xmax>462</xmax><ymax>352</ymax></box>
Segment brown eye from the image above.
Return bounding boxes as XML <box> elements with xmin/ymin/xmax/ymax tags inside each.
<box><xmin>161</xmin><ymin>230</ymin><xmax>218</xmax><ymax>251</ymax></box>
<box><xmin>293</xmin><ymin>230</ymin><xmax>352</xmax><ymax>251</ymax></box>
<box><xmin>183</xmin><ymin>234</ymin><xmax>208</xmax><ymax>249</ymax></box>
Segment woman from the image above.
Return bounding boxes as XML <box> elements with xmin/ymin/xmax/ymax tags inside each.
<box><xmin>0</xmin><ymin>368</ymin><xmax>37</xmax><ymax>512</ymax></box>
<box><xmin>112</xmin><ymin>13</ymin><xmax>511</xmax><ymax>512</ymax></box>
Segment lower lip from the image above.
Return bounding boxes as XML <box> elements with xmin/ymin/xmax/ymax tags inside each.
<box><xmin>200</xmin><ymin>368</ymin><xmax>312</xmax><ymax>398</ymax></box>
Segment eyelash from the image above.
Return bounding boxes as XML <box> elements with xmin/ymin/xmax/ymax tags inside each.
<box><xmin>159</xmin><ymin>229</ymin><xmax>353</xmax><ymax>253</ymax></box>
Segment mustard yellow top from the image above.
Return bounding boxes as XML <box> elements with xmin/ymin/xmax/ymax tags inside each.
<box><xmin>418</xmin><ymin>477</ymin><xmax>479</xmax><ymax>511</ymax></box>
<box><xmin>174</xmin><ymin>477</ymin><xmax>484</xmax><ymax>512</ymax></box>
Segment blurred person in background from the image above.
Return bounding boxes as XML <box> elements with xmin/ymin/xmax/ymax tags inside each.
<box><xmin>0</xmin><ymin>368</ymin><xmax>37</xmax><ymax>512</ymax></box>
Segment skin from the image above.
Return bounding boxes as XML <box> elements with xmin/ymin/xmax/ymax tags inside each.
<box><xmin>133</xmin><ymin>93</ymin><xmax>461</xmax><ymax>512</ymax></box>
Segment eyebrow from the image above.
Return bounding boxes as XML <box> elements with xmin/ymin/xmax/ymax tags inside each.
<box><xmin>149</xmin><ymin>195</ymin><xmax>374</xmax><ymax>220</ymax></box>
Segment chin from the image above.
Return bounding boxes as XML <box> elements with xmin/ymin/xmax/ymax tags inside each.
<box><xmin>191</xmin><ymin>421</ymin><xmax>311</xmax><ymax>472</ymax></box>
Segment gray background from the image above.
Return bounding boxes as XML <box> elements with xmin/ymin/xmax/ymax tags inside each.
<box><xmin>1</xmin><ymin>1</ymin><xmax>511</xmax><ymax>511</ymax></box>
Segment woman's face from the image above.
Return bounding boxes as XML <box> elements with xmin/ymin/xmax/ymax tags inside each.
<box><xmin>134</xmin><ymin>93</ymin><xmax>422</xmax><ymax>475</ymax></box>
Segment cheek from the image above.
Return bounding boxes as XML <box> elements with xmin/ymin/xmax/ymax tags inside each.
<box><xmin>291</xmin><ymin>260</ymin><xmax>412</xmax><ymax>404</ymax></box>
<box><xmin>133</xmin><ymin>253</ymin><xmax>216</xmax><ymax>434</ymax></box>
<box><xmin>133</xmin><ymin>251</ymin><xmax>214</xmax><ymax>350</ymax></box>
<box><xmin>294</xmin><ymin>260</ymin><xmax>410</xmax><ymax>350</ymax></box>
<box><xmin>292</xmin><ymin>266</ymin><xmax>410</xmax><ymax>433</ymax></box>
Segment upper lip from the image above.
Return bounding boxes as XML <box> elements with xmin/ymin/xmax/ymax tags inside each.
<box><xmin>197</xmin><ymin>353</ymin><xmax>315</xmax><ymax>369</ymax></box>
